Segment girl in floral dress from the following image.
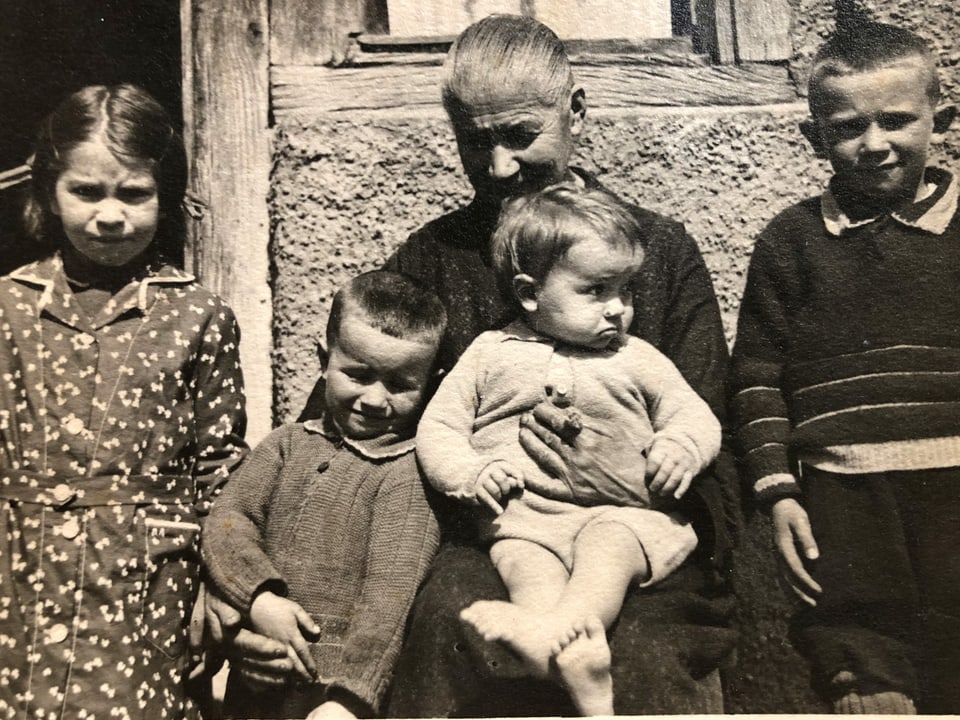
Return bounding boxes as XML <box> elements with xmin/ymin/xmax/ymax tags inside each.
<box><xmin>0</xmin><ymin>84</ymin><xmax>247</xmax><ymax>719</ymax></box>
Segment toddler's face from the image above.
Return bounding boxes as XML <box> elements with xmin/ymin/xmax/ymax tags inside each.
<box><xmin>525</xmin><ymin>235</ymin><xmax>641</xmax><ymax>350</ymax></box>
<box><xmin>809</xmin><ymin>59</ymin><xmax>939</xmax><ymax>209</ymax></box>
<box><xmin>52</xmin><ymin>137</ymin><xmax>159</xmax><ymax>267</ymax></box>
<box><xmin>324</xmin><ymin>313</ymin><xmax>437</xmax><ymax>440</ymax></box>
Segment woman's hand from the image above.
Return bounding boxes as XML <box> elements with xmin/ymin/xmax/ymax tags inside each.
<box><xmin>518</xmin><ymin>401</ymin><xmax>651</xmax><ymax>506</ymax></box>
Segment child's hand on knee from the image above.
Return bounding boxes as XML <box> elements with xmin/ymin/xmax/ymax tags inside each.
<box><xmin>646</xmin><ymin>436</ymin><xmax>697</xmax><ymax>500</ymax></box>
<box><xmin>249</xmin><ymin>590</ymin><xmax>320</xmax><ymax>681</ymax></box>
<box><xmin>474</xmin><ymin>461</ymin><xmax>524</xmax><ymax>514</ymax></box>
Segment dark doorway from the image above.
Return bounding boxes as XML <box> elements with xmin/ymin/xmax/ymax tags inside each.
<box><xmin>0</xmin><ymin>0</ymin><xmax>182</xmax><ymax>274</ymax></box>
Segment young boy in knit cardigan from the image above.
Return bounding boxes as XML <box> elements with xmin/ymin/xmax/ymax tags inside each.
<box><xmin>201</xmin><ymin>271</ymin><xmax>444</xmax><ymax>719</ymax></box>
<box><xmin>729</xmin><ymin>22</ymin><xmax>960</xmax><ymax>714</ymax></box>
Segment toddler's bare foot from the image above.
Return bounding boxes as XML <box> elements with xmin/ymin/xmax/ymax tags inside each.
<box><xmin>460</xmin><ymin>600</ymin><xmax>562</xmax><ymax>677</ymax></box>
<box><xmin>555</xmin><ymin>617</ymin><xmax>613</xmax><ymax>716</ymax></box>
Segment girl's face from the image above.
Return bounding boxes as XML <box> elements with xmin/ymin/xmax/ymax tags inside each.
<box><xmin>52</xmin><ymin>137</ymin><xmax>159</xmax><ymax>267</ymax></box>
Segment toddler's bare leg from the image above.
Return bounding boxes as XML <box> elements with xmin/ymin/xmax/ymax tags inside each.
<box><xmin>557</xmin><ymin>520</ymin><xmax>649</xmax><ymax>627</ymax></box>
<box><xmin>553</xmin><ymin>521</ymin><xmax>649</xmax><ymax>714</ymax></box>
<box><xmin>460</xmin><ymin>539</ymin><xmax>570</xmax><ymax>676</ymax></box>
<box><xmin>491</xmin><ymin>538</ymin><xmax>569</xmax><ymax>608</ymax></box>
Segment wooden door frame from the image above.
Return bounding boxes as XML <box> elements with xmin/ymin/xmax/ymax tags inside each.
<box><xmin>181</xmin><ymin>0</ymin><xmax>274</xmax><ymax>443</ymax></box>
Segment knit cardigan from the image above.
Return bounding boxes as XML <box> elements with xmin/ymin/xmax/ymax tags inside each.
<box><xmin>419</xmin><ymin>320</ymin><xmax>721</xmax><ymax>508</ymax></box>
<box><xmin>729</xmin><ymin>167</ymin><xmax>960</xmax><ymax>505</ymax></box>
<box><xmin>201</xmin><ymin>417</ymin><xmax>440</xmax><ymax>715</ymax></box>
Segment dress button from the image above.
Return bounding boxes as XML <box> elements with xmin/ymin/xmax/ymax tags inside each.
<box><xmin>46</xmin><ymin>623</ymin><xmax>69</xmax><ymax>644</ymax></box>
<box><xmin>63</xmin><ymin>417</ymin><xmax>85</xmax><ymax>435</ymax></box>
<box><xmin>61</xmin><ymin>517</ymin><xmax>81</xmax><ymax>540</ymax></box>
<box><xmin>52</xmin><ymin>483</ymin><xmax>73</xmax><ymax>504</ymax></box>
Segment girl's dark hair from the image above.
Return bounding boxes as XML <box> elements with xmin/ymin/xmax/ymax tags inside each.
<box><xmin>24</xmin><ymin>84</ymin><xmax>188</xmax><ymax>265</ymax></box>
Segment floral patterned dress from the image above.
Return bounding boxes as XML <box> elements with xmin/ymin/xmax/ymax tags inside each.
<box><xmin>0</xmin><ymin>254</ymin><xmax>247</xmax><ymax>719</ymax></box>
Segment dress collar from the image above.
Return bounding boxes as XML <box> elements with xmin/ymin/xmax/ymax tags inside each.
<box><xmin>821</xmin><ymin>167</ymin><xmax>958</xmax><ymax>236</ymax></box>
<box><xmin>302</xmin><ymin>413</ymin><xmax>416</xmax><ymax>460</ymax></box>
<box><xmin>9</xmin><ymin>253</ymin><xmax>195</xmax><ymax>330</ymax></box>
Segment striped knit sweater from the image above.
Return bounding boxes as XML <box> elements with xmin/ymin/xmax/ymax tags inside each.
<box><xmin>729</xmin><ymin>167</ymin><xmax>960</xmax><ymax>505</ymax></box>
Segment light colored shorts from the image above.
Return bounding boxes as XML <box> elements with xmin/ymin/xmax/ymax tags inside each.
<box><xmin>481</xmin><ymin>490</ymin><xmax>697</xmax><ymax>584</ymax></box>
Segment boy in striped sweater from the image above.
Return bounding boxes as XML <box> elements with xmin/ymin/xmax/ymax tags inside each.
<box><xmin>729</xmin><ymin>21</ymin><xmax>960</xmax><ymax>715</ymax></box>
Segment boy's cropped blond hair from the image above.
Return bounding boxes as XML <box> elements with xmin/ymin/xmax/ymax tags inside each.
<box><xmin>441</xmin><ymin>14</ymin><xmax>574</xmax><ymax>119</ymax></box>
<box><xmin>490</xmin><ymin>183</ymin><xmax>644</xmax><ymax>308</ymax></box>
<box><xmin>808</xmin><ymin>21</ymin><xmax>939</xmax><ymax>116</ymax></box>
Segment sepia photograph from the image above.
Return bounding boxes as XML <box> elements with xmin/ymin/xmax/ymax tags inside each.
<box><xmin>1</xmin><ymin>0</ymin><xmax>958</xmax><ymax>716</ymax></box>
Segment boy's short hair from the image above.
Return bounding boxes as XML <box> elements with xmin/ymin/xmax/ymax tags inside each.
<box><xmin>809</xmin><ymin>22</ymin><xmax>939</xmax><ymax>116</ymax></box>
<box><xmin>326</xmin><ymin>271</ymin><xmax>447</xmax><ymax>349</ymax></box>
<box><xmin>490</xmin><ymin>184</ymin><xmax>644</xmax><ymax>306</ymax></box>
<box><xmin>442</xmin><ymin>14</ymin><xmax>574</xmax><ymax>119</ymax></box>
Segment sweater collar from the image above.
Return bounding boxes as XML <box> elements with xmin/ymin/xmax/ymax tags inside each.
<box><xmin>496</xmin><ymin>319</ymin><xmax>553</xmax><ymax>344</ymax></box>
<box><xmin>496</xmin><ymin>318</ymin><xmax>625</xmax><ymax>352</ymax></box>
<box><xmin>302</xmin><ymin>413</ymin><xmax>416</xmax><ymax>460</ymax></box>
<box><xmin>821</xmin><ymin>167</ymin><xmax>958</xmax><ymax>236</ymax></box>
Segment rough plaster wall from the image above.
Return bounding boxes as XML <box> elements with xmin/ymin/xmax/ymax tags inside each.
<box><xmin>788</xmin><ymin>0</ymin><xmax>839</xmax><ymax>91</ymax></box>
<box><xmin>270</xmin><ymin>108</ymin><xmax>827</xmax><ymax>416</ymax></box>
<box><xmin>268</xmin><ymin>3</ymin><xmax>960</xmax><ymax>712</ymax></box>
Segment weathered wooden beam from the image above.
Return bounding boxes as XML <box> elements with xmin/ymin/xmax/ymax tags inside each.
<box><xmin>271</xmin><ymin>59</ymin><xmax>798</xmax><ymax>121</ymax></box>
<box><xmin>355</xmin><ymin>34</ymin><xmax>699</xmax><ymax>57</ymax></box>
<box><xmin>181</xmin><ymin>0</ymin><xmax>273</xmax><ymax>442</ymax></box>
<box><xmin>271</xmin><ymin>0</ymin><xmax>366</xmax><ymax>65</ymax></box>
<box><xmin>695</xmin><ymin>0</ymin><xmax>736</xmax><ymax>63</ymax></box>
<box><xmin>732</xmin><ymin>0</ymin><xmax>792</xmax><ymax>61</ymax></box>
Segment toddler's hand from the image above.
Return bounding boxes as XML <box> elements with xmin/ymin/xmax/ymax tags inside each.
<box><xmin>474</xmin><ymin>461</ymin><xmax>524</xmax><ymax>515</ymax></box>
<box><xmin>249</xmin><ymin>590</ymin><xmax>320</xmax><ymax>682</ymax></box>
<box><xmin>645</xmin><ymin>436</ymin><xmax>696</xmax><ymax>500</ymax></box>
<box><xmin>306</xmin><ymin>700</ymin><xmax>358</xmax><ymax>720</ymax></box>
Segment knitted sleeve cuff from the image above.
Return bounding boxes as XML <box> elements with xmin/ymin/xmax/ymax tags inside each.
<box><xmin>753</xmin><ymin>472</ymin><xmax>802</xmax><ymax>509</ymax></box>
